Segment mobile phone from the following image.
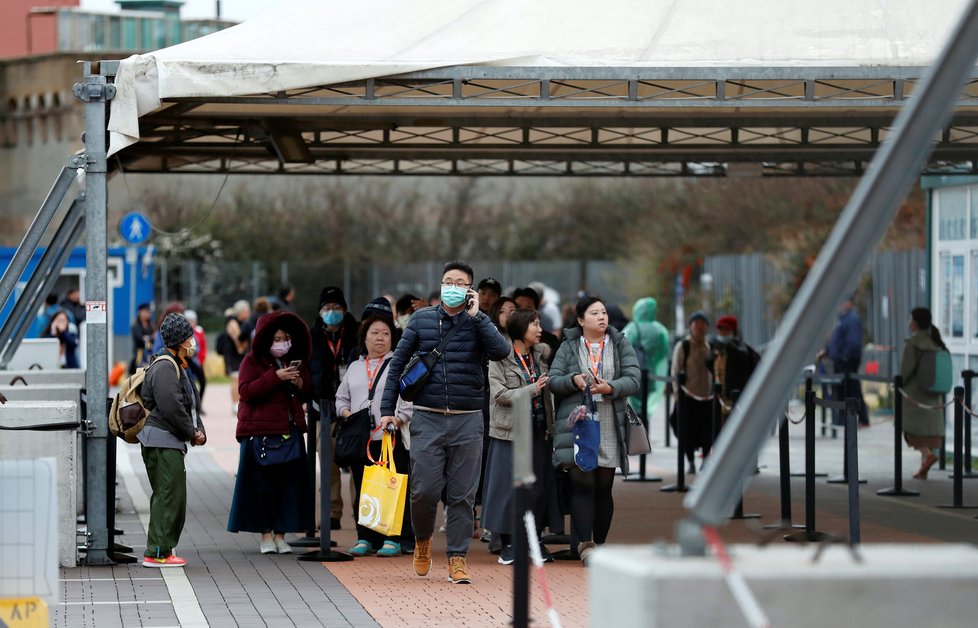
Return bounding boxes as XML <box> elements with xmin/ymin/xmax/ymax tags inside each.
<box><xmin>289</xmin><ymin>360</ymin><xmax>302</xmax><ymax>368</ymax></box>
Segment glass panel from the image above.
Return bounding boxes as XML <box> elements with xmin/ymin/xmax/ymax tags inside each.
<box><xmin>941</xmin><ymin>253</ymin><xmax>965</xmax><ymax>338</ymax></box>
<box><xmin>972</xmin><ymin>186</ymin><xmax>978</xmax><ymax>239</ymax></box>
<box><xmin>939</xmin><ymin>187</ymin><xmax>968</xmax><ymax>240</ymax></box>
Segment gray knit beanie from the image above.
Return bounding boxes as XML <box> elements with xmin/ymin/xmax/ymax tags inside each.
<box><xmin>160</xmin><ymin>313</ymin><xmax>194</xmax><ymax>348</ymax></box>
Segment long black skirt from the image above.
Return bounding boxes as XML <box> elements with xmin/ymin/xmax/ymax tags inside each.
<box><xmin>227</xmin><ymin>437</ymin><xmax>313</xmax><ymax>534</ymax></box>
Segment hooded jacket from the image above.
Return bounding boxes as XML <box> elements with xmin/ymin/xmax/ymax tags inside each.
<box><xmin>900</xmin><ymin>329</ymin><xmax>946</xmax><ymax>437</ymax></box>
<box><xmin>236</xmin><ymin>310</ymin><xmax>313</xmax><ymax>440</ymax></box>
<box><xmin>380</xmin><ymin>305</ymin><xmax>511</xmax><ymax>415</ymax></box>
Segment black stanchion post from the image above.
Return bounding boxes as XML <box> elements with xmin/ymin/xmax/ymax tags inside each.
<box><xmin>727</xmin><ymin>390</ymin><xmax>759</xmax><ymax>520</ymax></box>
<box><xmin>664</xmin><ymin>378</ymin><xmax>672</xmax><ymax>448</ymax></box>
<box><xmin>710</xmin><ymin>382</ymin><xmax>721</xmax><ymax>456</ymax></box>
<box><xmin>513</xmin><ymin>485</ymin><xmax>530</xmax><ymax>628</ymax></box>
<box><xmin>958</xmin><ymin>371</ymin><xmax>977</xmax><ymax>479</ymax></box>
<box><xmin>939</xmin><ymin>392</ymin><xmax>947</xmax><ymax>471</ymax></box>
<box><xmin>625</xmin><ymin>369</ymin><xmax>662</xmax><ymax>483</ymax></box>
<box><xmin>845</xmin><ymin>397</ymin><xmax>861</xmax><ymax>545</ymax></box>
<box><xmin>828</xmin><ymin>391</ymin><xmax>866</xmax><ymax>485</ymax></box>
<box><xmin>290</xmin><ymin>404</ymin><xmax>321</xmax><ymax>548</ymax></box>
<box><xmin>763</xmin><ymin>414</ymin><xmax>801</xmax><ymax>529</ymax></box>
<box><xmin>661</xmin><ymin>373</ymin><xmax>687</xmax><ymax>493</ymax></box>
<box><xmin>299</xmin><ymin>401</ymin><xmax>352</xmax><ymax>562</ymax></box>
<box><xmin>878</xmin><ymin>375</ymin><xmax>919</xmax><ymax>497</ymax></box>
<box><xmin>785</xmin><ymin>378</ymin><xmax>834</xmax><ymax>542</ymax></box>
<box><xmin>938</xmin><ymin>387</ymin><xmax>978</xmax><ymax>510</ymax></box>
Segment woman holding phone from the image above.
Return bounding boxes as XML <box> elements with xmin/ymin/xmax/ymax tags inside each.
<box><xmin>228</xmin><ymin>310</ymin><xmax>314</xmax><ymax>554</ymax></box>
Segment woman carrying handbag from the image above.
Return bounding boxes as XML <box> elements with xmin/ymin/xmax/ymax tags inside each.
<box><xmin>336</xmin><ymin>315</ymin><xmax>414</xmax><ymax>556</ymax></box>
<box><xmin>227</xmin><ymin>310</ymin><xmax>314</xmax><ymax>554</ymax></box>
<box><xmin>549</xmin><ymin>296</ymin><xmax>640</xmax><ymax>566</ymax></box>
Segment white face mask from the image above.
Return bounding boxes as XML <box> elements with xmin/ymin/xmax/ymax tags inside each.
<box><xmin>397</xmin><ymin>314</ymin><xmax>411</xmax><ymax>329</ymax></box>
<box><xmin>183</xmin><ymin>338</ymin><xmax>197</xmax><ymax>358</ymax></box>
<box><xmin>270</xmin><ymin>340</ymin><xmax>292</xmax><ymax>357</ymax></box>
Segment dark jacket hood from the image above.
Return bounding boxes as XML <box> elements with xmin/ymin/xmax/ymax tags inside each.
<box><xmin>252</xmin><ymin>310</ymin><xmax>312</xmax><ymax>363</ymax></box>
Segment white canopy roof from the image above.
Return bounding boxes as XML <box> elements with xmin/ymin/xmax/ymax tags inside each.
<box><xmin>107</xmin><ymin>0</ymin><xmax>972</xmax><ymax>159</ymax></box>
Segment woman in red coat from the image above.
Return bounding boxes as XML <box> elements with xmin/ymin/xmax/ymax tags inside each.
<box><xmin>227</xmin><ymin>310</ymin><xmax>315</xmax><ymax>554</ymax></box>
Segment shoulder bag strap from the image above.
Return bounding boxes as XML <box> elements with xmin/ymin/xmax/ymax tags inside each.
<box><xmin>424</xmin><ymin>315</ymin><xmax>467</xmax><ymax>368</ymax></box>
<box><xmin>367</xmin><ymin>358</ymin><xmax>392</xmax><ymax>402</ymax></box>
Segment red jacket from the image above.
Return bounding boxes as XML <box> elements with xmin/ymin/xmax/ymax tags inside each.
<box><xmin>236</xmin><ymin>310</ymin><xmax>313</xmax><ymax>440</ymax></box>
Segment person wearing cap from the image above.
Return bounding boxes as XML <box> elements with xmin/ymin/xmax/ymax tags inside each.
<box><xmin>309</xmin><ymin>286</ymin><xmax>360</xmax><ymax>530</ymax></box>
<box><xmin>477</xmin><ymin>277</ymin><xmax>502</xmax><ymax>313</ymax></box>
<box><xmin>129</xmin><ymin>302</ymin><xmax>154</xmax><ymax>374</ymax></box>
<box><xmin>712</xmin><ymin>315</ymin><xmax>760</xmax><ymax>422</ymax></box>
<box><xmin>670</xmin><ymin>311</ymin><xmax>714</xmax><ymax>474</ymax></box>
<box><xmin>139</xmin><ymin>313</ymin><xmax>207</xmax><ymax>568</ymax></box>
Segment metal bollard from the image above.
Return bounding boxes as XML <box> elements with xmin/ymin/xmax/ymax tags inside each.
<box><xmin>877</xmin><ymin>375</ymin><xmax>919</xmax><ymax>497</ymax></box>
<box><xmin>785</xmin><ymin>378</ymin><xmax>833</xmax><ymax>542</ymax></box>
<box><xmin>845</xmin><ymin>397</ymin><xmax>861</xmax><ymax>545</ymax></box>
<box><xmin>938</xmin><ymin>387</ymin><xmax>978</xmax><ymax>510</ymax></box>
<box><xmin>661</xmin><ymin>373</ymin><xmax>688</xmax><ymax>493</ymax></box>
<box><xmin>298</xmin><ymin>401</ymin><xmax>352</xmax><ymax>562</ymax></box>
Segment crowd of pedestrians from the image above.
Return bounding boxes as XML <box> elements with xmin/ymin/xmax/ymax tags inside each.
<box><xmin>120</xmin><ymin>265</ymin><xmax>950</xmax><ymax>582</ymax></box>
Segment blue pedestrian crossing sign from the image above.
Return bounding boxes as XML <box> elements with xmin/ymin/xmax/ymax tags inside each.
<box><xmin>119</xmin><ymin>212</ymin><xmax>152</xmax><ymax>245</ymax></box>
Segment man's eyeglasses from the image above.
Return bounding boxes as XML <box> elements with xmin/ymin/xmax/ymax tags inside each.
<box><xmin>441</xmin><ymin>280</ymin><xmax>472</xmax><ymax>288</ymax></box>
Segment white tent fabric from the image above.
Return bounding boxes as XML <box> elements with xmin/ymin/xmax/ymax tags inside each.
<box><xmin>107</xmin><ymin>0</ymin><xmax>970</xmax><ymax>156</ymax></box>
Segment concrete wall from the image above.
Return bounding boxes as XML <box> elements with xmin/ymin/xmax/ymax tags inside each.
<box><xmin>0</xmin><ymin>400</ymin><xmax>79</xmax><ymax>567</ymax></box>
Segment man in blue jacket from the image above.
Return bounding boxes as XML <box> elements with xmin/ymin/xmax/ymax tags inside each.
<box><xmin>818</xmin><ymin>295</ymin><xmax>869</xmax><ymax>426</ymax></box>
<box><xmin>381</xmin><ymin>260</ymin><xmax>511</xmax><ymax>584</ymax></box>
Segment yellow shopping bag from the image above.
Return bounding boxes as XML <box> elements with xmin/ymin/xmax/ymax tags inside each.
<box><xmin>358</xmin><ymin>430</ymin><xmax>408</xmax><ymax>537</ymax></box>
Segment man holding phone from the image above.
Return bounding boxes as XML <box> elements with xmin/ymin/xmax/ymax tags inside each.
<box><xmin>380</xmin><ymin>260</ymin><xmax>511</xmax><ymax>584</ymax></box>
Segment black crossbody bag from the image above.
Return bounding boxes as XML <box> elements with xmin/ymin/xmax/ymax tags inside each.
<box><xmin>398</xmin><ymin>317</ymin><xmax>466</xmax><ymax>401</ymax></box>
<box><xmin>334</xmin><ymin>358</ymin><xmax>390</xmax><ymax>467</ymax></box>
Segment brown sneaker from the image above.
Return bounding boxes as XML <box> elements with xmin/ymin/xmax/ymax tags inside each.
<box><xmin>413</xmin><ymin>538</ymin><xmax>432</xmax><ymax>576</ymax></box>
<box><xmin>448</xmin><ymin>555</ymin><xmax>471</xmax><ymax>584</ymax></box>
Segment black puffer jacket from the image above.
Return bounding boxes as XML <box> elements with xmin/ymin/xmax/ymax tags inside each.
<box><xmin>380</xmin><ymin>305</ymin><xmax>511</xmax><ymax>414</ymax></box>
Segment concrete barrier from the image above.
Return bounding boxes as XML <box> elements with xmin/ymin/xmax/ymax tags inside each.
<box><xmin>590</xmin><ymin>543</ymin><xmax>978</xmax><ymax>628</ymax></box>
<box><xmin>0</xmin><ymin>401</ymin><xmax>80</xmax><ymax>567</ymax></box>
<box><xmin>0</xmin><ymin>385</ymin><xmax>85</xmax><ymax>518</ymax></box>
<box><xmin>2</xmin><ymin>369</ymin><xmax>85</xmax><ymax>387</ymax></box>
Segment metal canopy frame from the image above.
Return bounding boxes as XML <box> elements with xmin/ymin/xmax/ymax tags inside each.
<box><xmin>112</xmin><ymin>64</ymin><xmax>978</xmax><ymax>177</ymax></box>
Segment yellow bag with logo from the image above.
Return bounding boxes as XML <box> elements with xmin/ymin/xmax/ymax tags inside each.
<box><xmin>358</xmin><ymin>430</ymin><xmax>408</xmax><ymax>537</ymax></box>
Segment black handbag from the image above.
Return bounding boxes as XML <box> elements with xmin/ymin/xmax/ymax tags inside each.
<box><xmin>253</xmin><ymin>424</ymin><xmax>302</xmax><ymax>466</ymax></box>
<box><xmin>398</xmin><ymin>316</ymin><xmax>466</xmax><ymax>401</ymax></box>
<box><xmin>334</xmin><ymin>358</ymin><xmax>390</xmax><ymax>467</ymax></box>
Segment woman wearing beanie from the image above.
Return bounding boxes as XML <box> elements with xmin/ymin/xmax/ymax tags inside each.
<box><xmin>139</xmin><ymin>313</ymin><xmax>207</xmax><ymax>568</ymax></box>
<box><xmin>228</xmin><ymin>310</ymin><xmax>315</xmax><ymax>553</ymax></box>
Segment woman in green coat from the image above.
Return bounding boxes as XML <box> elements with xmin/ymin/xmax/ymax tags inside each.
<box><xmin>899</xmin><ymin>307</ymin><xmax>948</xmax><ymax>479</ymax></box>
<box><xmin>549</xmin><ymin>296</ymin><xmax>640</xmax><ymax>565</ymax></box>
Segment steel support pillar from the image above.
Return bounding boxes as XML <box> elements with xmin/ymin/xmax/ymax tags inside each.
<box><xmin>680</xmin><ymin>0</ymin><xmax>978</xmax><ymax>552</ymax></box>
<box><xmin>75</xmin><ymin>63</ymin><xmax>116</xmax><ymax>565</ymax></box>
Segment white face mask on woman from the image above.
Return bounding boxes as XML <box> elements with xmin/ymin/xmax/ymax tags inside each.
<box><xmin>270</xmin><ymin>340</ymin><xmax>291</xmax><ymax>357</ymax></box>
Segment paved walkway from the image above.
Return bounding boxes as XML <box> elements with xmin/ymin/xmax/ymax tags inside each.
<box><xmin>53</xmin><ymin>384</ymin><xmax>978</xmax><ymax>627</ymax></box>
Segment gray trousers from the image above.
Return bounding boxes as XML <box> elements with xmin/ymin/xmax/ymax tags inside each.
<box><xmin>409</xmin><ymin>409</ymin><xmax>484</xmax><ymax>556</ymax></box>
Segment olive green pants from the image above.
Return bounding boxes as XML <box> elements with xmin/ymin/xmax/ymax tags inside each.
<box><xmin>141</xmin><ymin>446</ymin><xmax>187</xmax><ymax>558</ymax></box>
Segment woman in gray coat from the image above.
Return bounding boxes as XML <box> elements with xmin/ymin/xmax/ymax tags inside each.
<box><xmin>549</xmin><ymin>296</ymin><xmax>640</xmax><ymax>565</ymax></box>
<box><xmin>483</xmin><ymin>308</ymin><xmax>555</xmax><ymax>565</ymax></box>
<box><xmin>900</xmin><ymin>307</ymin><xmax>948</xmax><ymax>479</ymax></box>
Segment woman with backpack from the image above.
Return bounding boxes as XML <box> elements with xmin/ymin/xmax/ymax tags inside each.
<box><xmin>139</xmin><ymin>313</ymin><xmax>207</xmax><ymax>568</ymax></box>
<box><xmin>900</xmin><ymin>307</ymin><xmax>948</xmax><ymax>480</ymax></box>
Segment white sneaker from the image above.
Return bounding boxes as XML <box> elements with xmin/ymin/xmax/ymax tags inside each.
<box><xmin>274</xmin><ymin>538</ymin><xmax>292</xmax><ymax>554</ymax></box>
<box><xmin>259</xmin><ymin>538</ymin><xmax>276</xmax><ymax>554</ymax></box>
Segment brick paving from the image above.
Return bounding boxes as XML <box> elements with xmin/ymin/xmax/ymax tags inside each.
<box><xmin>52</xmin><ymin>383</ymin><xmax>978</xmax><ymax>627</ymax></box>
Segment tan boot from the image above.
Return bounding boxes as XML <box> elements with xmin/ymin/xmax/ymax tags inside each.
<box><xmin>413</xmin><ymin>537</ymin><xmax>432</xmax><ymax>576</ymax></box>
<box><xmin>578</xmin><ymin>541</ymin><xmax>597</xmax><ymax>567</ymax></box>
<box><xmin>448</xmin><ymin>555</ymin><xmax>472</xmax><ymax>584</ymax></box>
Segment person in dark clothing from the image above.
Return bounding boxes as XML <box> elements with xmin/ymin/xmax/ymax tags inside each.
<box><xmin>309</xmin><ymin>286</ymin><xmax>360</xmax><ymax>530</ymax></box>
<box><xmin>42</xmin><ymin>309</ymin><xmax>79</xmax><ymax>369</ymax></box>
<box><xmin>139</xmin><ymin>313</ymin><xmax>207</xmax><ymax>568</ymax></box>
<box><xmin>59</xmin><ymin>288</ymin><xmax>86</xmax><ymax>325</ymax></box>
<box><xmin>228</xmin><ymin>310</ymin><xmax>314</xmax><ymax>553</ymax></box>
<box><xmin>817</xmin><ymin>295</ymin><xmax>869</xmax><ymax>426</ymax></box>
<box><xmin>712</xmin><ymin>315</ymin><xmax>760</xmax><ymax>424</ymax></box>
<box><xmin>380</xmin><ymin>260</ymin><xmax>511</xmax><ymax>585</ymax></box>
<box><xmin>513</xmin><ymin>286</ymin><xmax>561</xmax><ymax>365</ymax></box>
<box><xmin>130</xmin><ymin>302</ymin><xmax>154</xmax><ymax>374</ymax></box>
<box><xmin>477</xmin><ymin>277</ymin><xmax>502</xmax><ymax>313</ymax></box>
